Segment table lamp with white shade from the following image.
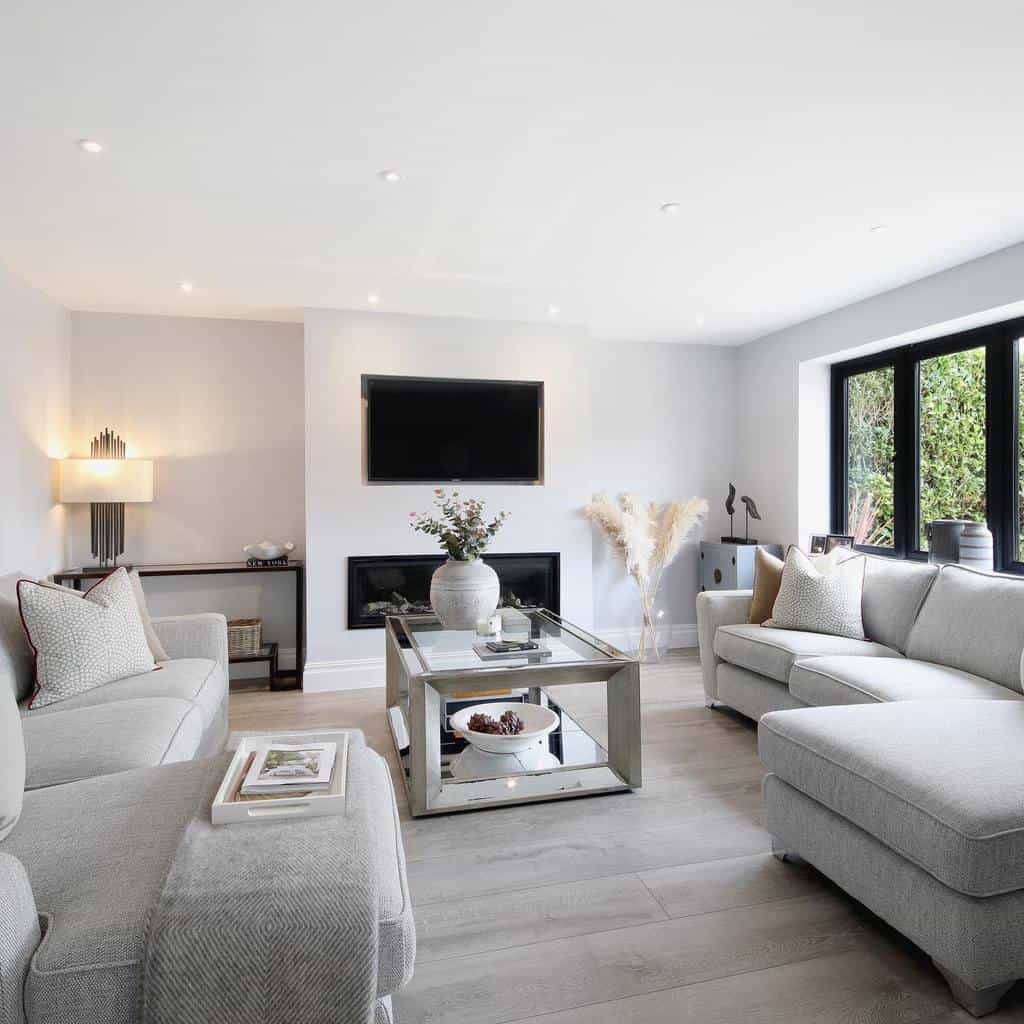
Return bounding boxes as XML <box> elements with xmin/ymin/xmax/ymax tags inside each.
<box><xmin>59</xmin><ymin>429</ymin><xmax>153</xmax><ymax>569</ymax></box>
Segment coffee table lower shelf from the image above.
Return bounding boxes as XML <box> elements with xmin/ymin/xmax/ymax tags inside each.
<box><xmin>387</xmin><ymin>703</ymin><xmax>632</xmax><ymax>816</ymax></box>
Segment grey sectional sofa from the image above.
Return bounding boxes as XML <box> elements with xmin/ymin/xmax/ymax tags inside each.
<box><xmin>0</xmin><ymin>572</ymin><xmax>415</xmax><ymax>1024</ymax></box>
<box><xmin>697</xmin><ymin>559</ymin><xmax>1024</xmax><ymax>1016</ymax></box>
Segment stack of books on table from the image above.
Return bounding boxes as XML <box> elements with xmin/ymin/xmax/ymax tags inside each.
<box><xmin>233</xmin><ymin>741</ymin><xmax>338</xmax><ymax>802</ymax></box>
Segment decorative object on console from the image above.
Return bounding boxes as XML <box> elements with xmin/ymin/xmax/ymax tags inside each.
<box><xmin>808</xmin><ymin>534</ymin><xmax>828</xmax><ymax>554</ymax></box>
<box><xmin>58</xmin><ymin>429</ymin><xmax>154</xmax><ymax>568</ymax></box>
<box><xmin>18</xmin><ymin>567</ymin><xmax>155</xmax><ymax>708</ymax></box>
<box><xmin>720</xmin><ymin>485</ymin><xmax>762</xmax><ymax>544</ymax></box>
<box><xmin>926</xmin><ymin>519</ymin><xmax>994</xmax><ymax>572</ymax></box>
<box><xmin>586</xmin><ymin>492</ymin><xmax>709</xmax><ymax>661</ymax></box>
<box><xmin>825</xmin><ymin>534</ymin><xmax>854</xmax><ymax>552</ymax></box>
<box><xmin>958</xmin><ymin>521</ymin><xmax>994</xmax><ymax>572</ymax></box>
<box><xmin>243</xmin><ymin>540</ymin><xmax>295</xmax><ymax>565</ymax></box>
<box><xmin>410</xmin><ymin>489</ymin><xmax>509</xmax><ymax>628</ymax></box>
<box><xmin>723</xmin><ymin>483</ymin><xmax>737</xmax><ymax>541</ymax></box>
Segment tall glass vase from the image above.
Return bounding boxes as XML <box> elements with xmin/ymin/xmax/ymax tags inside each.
<box><xmin>634</xmin><ymin>594</ymin><xmax>669</xmax><ymax>663</ymax></box>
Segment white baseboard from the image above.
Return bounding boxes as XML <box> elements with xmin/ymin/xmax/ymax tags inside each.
<box><xmin>303</xmin><ymin>657</ymin><xmax>385</xmax><ymax>692</ymax></box>
<box><xmin>299</xmin><ymin>624</ymin><xmax>698</xmax><ymax>693</ymax></box>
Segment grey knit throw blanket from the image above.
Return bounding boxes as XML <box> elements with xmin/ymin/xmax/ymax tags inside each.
<box><xmin>142</xmin><ymin>736</ymin><xmax>381</xmax><ymax>1024</ymax></box>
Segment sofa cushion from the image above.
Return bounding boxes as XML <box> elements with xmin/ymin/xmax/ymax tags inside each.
<box><xmin>713</xmin><ymin>623</ymin><xmax>900</xmax><ymax>683</ymax></box>
<box><xmin>767</xmin><ymin>546</ymin><xmax>866</xmax><ymax>640</ymax></box>
<box><xmin>24</xmin><ymin>656</ymin><xmax>226</xmax><ymax>732</ymax></box>
<box><xmin>861</xmin><ymin>557</ymin><xmax>938</xmax><ymax>654</ymax></box>
<box><xmin>0</xmin><ymin>683</ymin><xmax>25</xmax><ymax>841</ymax></box>
<box><xmin>129</xmin><ymin>569</ymin><xmax>170</xmax><ymax>662</ymax></box>
<box><xmin>19</xmin><ymin>569</ymin><xmax>155</xmax><ymax>709</ymax></box>
<box><xmin>0</xmin><ymin>572</ymin><xmax>34</xmax><ymax>702</ymax></box>
<box><xmin>2</xmin><ymin>759</ymin><xmax>212</xmax><ymax>1024</ymax></box>
<box><xmin>789</xmin><ymin>655</ymin><xmax>1024</xmax><ymax>707</ymax></box>
<box><xmin>906</xmin><ymin>564</ymin><xmax>1024</xmax><ymax>692</ymax></box>
<box><xmin>21</xmin><ymin>698</ymin><xmax>205</xmax><ymax>789</ymax></box>
<box><xmin>717</xmin><ymin>662</ymin><xmax>808</xmax><ymax>720</ymax></box>
<box><xmin>759</xmin><ymin>700</ymin><xmax>1024</xmax><ymax>897</ymax></box>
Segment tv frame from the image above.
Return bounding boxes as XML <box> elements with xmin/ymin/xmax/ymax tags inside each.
<box><xmin>361</xmin><ymin>373</ymin><xmax>545</xmax><ymax>485</ymax></box>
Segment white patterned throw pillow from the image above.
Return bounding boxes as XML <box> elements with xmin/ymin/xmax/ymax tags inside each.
<box><xmin>19</xmin><ymin>567</ymin><xmax>156</xmax><ymax>708</ymax></box>
<box><xmin>767</xmin><ymin>546</ymin><xmax>866</xmax><ymax>640</ymax></box>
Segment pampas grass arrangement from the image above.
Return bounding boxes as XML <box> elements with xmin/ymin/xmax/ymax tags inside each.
<box><xmin>586</xmin><ymin>493</ymin><xmax>709</xmax><ymax>660</ymax></box>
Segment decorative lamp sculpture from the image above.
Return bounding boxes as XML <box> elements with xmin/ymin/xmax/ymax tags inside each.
<box><xmin>59</xmin><ymin>429</ymin><xmax>153</xmax><ymax>568</ymax></box>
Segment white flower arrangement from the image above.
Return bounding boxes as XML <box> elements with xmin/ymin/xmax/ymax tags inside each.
<box><xmin>586</xmin><ymin>493</ymin><xmax>709</xmax><ymax>659</ymax></box>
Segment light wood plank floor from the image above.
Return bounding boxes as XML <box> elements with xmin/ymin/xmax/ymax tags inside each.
<box><xmin>230</xmin><ymin>652</ymin><xmax>1024</xmax><ymax>1023</ymax></box>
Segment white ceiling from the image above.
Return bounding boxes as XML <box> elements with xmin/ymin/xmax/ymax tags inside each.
<box><xmin>3</xmin><ymin>1</ymin><xmax>1024</xmax><ymax>345</ymax></box>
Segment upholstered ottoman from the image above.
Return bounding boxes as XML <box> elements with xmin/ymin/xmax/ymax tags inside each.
<box><xmin>759</xmin><ymin>700</ymin><xmax>1024</xmax><ymax>1017</ymax></box>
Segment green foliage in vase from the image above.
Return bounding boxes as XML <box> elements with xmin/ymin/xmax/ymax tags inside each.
<box><xmin>410</xmin><ymin>489</ymin><xmax>510</xmax><ymax>561</ymax></box>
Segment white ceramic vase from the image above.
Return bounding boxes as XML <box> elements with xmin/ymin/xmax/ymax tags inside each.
<box><xmin>430</xmin><ymin>558</ymin><xmax>500</xmax><ymax>629</ymax></box>
<box><xmin>958</xmin><ymin>522</ymin><xmax>994</xmax><ymax>572</ymax></box>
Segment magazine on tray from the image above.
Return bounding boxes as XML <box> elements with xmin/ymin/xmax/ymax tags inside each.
<box><xmin>241</xmin><ymin>741</ymin><xmax>337</xmax><ymax>794</ymax></box>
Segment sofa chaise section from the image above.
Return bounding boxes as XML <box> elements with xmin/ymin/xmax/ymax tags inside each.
<box><xmin>761</xmin><ymin>699</ymin><xmax>1024</xmax><ymax>1014</ymax></box>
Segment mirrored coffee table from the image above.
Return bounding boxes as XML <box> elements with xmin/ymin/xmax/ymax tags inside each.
<box><xmin>385</xmin><ymin>608</ymin><xmax>641</xmax><ymax>816</ymax></box>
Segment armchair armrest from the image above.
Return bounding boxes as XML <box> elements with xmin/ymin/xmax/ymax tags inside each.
<box><xmin>151</xmin><ymin>613</ymin><xmax>228</xmax><ymax>674</ymax></box>
<box><xmin>0</xmin><ymin>852</ymin><xmax>40</xmax><ymax>1024</ymax></box>
<box><xmin>696</xmin><ymin>590</ymin><xmax>753</xmax><ymax>703</ymax></box>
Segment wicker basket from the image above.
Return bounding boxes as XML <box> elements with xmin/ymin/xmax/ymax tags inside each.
<box><xmin>227</xmin><ymin>618</ymin><xmax>262</xmax><ymax>657</ymax></box>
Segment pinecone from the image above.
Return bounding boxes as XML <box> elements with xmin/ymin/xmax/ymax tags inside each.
<box><xmin>467</xmin><ymin>712</ymin><xmax>501</xmax><ymax>734</ymax></box>
<box><xmin>499</xmin><ymin>710</ymin><xmax>524</xmax><ymax>735</ymax></box>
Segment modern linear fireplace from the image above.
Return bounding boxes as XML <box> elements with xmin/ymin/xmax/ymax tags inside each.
<box><xmin>347</xmin><ymin>552</ymin><xmax>560</xmax><ymax>629</ymax></box>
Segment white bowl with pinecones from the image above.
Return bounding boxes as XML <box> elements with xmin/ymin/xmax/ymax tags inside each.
<box><xmin>449</xmin><ymin>701</ymin><xmax>559</xmax><ymax>755</ymax></box>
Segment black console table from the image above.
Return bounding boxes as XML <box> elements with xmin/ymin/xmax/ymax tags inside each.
<box><xmin>52</xmin><ymin>561</ymin><xmax>305</xmax><ymax>689</ymax></box>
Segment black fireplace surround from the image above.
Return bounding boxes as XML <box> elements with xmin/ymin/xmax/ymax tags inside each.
<box><xmin>347</xmin><ymin>553</ymin><xmax>560</xmax><ymax>629</ymax></box>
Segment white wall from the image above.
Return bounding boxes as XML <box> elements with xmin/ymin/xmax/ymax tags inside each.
<box><xmin>68</xmin><ymin>313</ymin><xmax>304</xmax><ymax>671</ymax></box>
<box><xmin>303</xmin><ymin>308</ymin><xmax>732</xmax><ymax>689</ymax></box>
<box><xmin>0</xmin><ymin>263</ymin><xmax>70</xmax><ymax>577</ymax></box>
<box><xmin>737</xmin><ymin>241</ymin><xmax>1024</xmax><ymax>549</ymax></box>
<box><xmin>588</xmin><ymin>341</ymin><xmax>735</xmax><ymax>641</ymax></box>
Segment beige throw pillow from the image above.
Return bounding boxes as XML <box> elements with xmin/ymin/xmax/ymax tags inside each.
<box><xmin>768</xmin><ymin>546</ymin><xmax>866</xmax><ymax>640</ymax></box>
<box><xmin>19</xmin><ymin>567</ymin><xmax>155</xmax><ymax>709</ymax></box>
<box><xmin>129</xmin><ymin>569</ymin><xmax>169</xmax><ymax>662</ymax></box>
<box><xmin>749</xmin><ymin>547</ymin><xmax>784</xmax><ymax>624</ymax></box>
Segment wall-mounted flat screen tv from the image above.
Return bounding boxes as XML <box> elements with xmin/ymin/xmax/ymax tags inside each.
<box><xmin>363</xmin><ymin>375</ymin><xmax>543</xmax><ymax>483</ymax></box>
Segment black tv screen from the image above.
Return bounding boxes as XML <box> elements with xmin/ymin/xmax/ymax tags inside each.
<box><xmin>364</xmin><ymin>375</ymin><xmax>543</xmax><ymax>483</ymax></box>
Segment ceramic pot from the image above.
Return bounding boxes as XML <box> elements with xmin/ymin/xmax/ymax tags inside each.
<box><xmin>958</xmin><ymin>522</ymin><xmax>994</xmax><ymax>572</ymax></box>
<box><xmin>430</xmin><ymin>558</ymin><xmax>500</xmax><ymax>629</ymax></box>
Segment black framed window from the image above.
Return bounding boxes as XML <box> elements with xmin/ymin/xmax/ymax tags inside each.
<box><xmin>831</xmin><ymin>316</ymin><xmax>1024</xmax><ymax>573</ymax></box>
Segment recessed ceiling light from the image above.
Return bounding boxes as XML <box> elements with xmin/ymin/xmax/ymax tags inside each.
<box><xmin>179</xmin><ymin>281</ymin><xmax>194</xmax><ymax>294</ymax></box>
<box><xmin>367</xmin><ymin>292</ymin><xmax>380</xmax><ymax>305</ymax></box>
<box><xmin>660</xmin><ymin>202</ymin><xmax>681</xmax><ymax>215</ymax></box>
<box><xmin>77</xmin><ymin>139</ymin><xmax>104</xmax><ymax>154</ymax></box>
<box><xmin>868</xmin><ymin>224</ymin><xmax>888</xmax><ymax>234</ymax></box>
<box><xmin>695</xmin><ymin>314</ymin><xmax>706</xmax><ymax>327</ymax></box>
<box><xmin>547</xmin><ymin>304</ymin><xmax>560</xmax><ymax>317</ymax></box>
<box><xmin>379</xmin><ymin>170</ymin><xmax>400</xmax><ymax>183</ymax></box>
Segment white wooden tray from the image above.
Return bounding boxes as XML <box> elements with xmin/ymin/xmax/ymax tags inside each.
<box><xmin>212</xmin><ymin>731</ymin><xmax>350</xmax><ymax>826</ymax></box>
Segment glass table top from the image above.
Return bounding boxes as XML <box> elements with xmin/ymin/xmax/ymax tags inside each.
<box><xmin>393</xmin><ymin>608</ymin><xmax>630</xmax><ymax>676</ymax></box>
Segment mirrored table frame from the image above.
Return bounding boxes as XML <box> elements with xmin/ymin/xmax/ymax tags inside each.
<box><xmin>385</xmin><ymin>608</ymin><xmax>642</xmax><ymax>816</ymax></box>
